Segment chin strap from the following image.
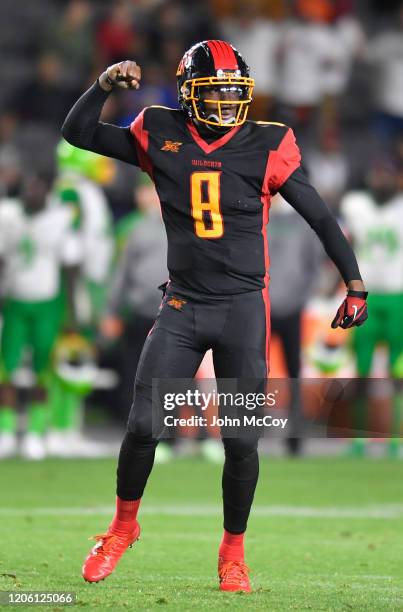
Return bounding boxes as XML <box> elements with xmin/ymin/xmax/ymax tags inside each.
<box><xmin>194</xmin><ymin>119</ymin><xmax>232</xmax><ymax>136</ymax></box>
<box><xmin>206</xmin><ymin>113</ymin><xmax>236</xmax><ymax>126</ymax></box>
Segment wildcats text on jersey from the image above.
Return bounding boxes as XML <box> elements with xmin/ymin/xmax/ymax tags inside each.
<box><xmin>192</xmin><ymin>159</ymin><xmax>223</xmax><ymax>169</ymax></box>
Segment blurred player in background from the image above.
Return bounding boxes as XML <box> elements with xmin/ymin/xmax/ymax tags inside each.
<box><xmin>99</xmin><ymin>173</ymin><xmax>167</xmax><ymax>422</ymax></box>
<box><xmin>0</xmin><ymin>171</ymin><xmax>81</xmax><ymax>460</ymax></box>
<box><xmin>62</xmin><ymin>41</ymin><xmax>367</xmax><ymax>593</ymax></box>
<box><xmin>268</xmin><ymin>194</ymin><xmax>322</xmax><ymax>454</ymax></box>
<box><xmin>56</xmin><ymin>140</ymin><xmax>114</xmax><ymax>326</ymax></box>
<box><xmin>44</xmin><ymin>142</ymin><xmax>114</xmax><ymax>458</ymax></box>
<box><xmin>341</xmin><ymin>156</ymin><xmax>403</xmax><ymax>457</ymax></box>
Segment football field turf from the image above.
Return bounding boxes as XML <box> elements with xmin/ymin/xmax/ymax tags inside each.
<box><xmin>0</xmin><ymin>456</ymin><xmax>402</xmax><ymax>611</ymax></box>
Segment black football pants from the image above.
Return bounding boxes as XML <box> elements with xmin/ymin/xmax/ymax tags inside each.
<box><xmin>117</xmin><ymin>286</ymin><xmax>269</xmax><ymax>534</ymax></box>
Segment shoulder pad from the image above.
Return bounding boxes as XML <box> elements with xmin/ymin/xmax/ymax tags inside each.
<box><xmin>246</xmin><ymin>119</ymin><xmax>291</xmax><ymax>151</ymax></box>
<box><xmin>147</xmin><ymin>105</ymin><xmax>180</xmax><ymax>112</ymax></box>
<box><xmin>141</xmin><ymin>105</ymin><xmax>184</xmax><ymax>134</ymax></box>
<box><xmin>255</xmin><ymin>121</ymin><xmax>286</xmax><ymax>127</ymax></box>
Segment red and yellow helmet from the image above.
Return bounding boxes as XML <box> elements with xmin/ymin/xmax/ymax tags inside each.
<box><xmin>177</xmin><ymin>40</ymin><xmax>254</xmax><ymax>129</ymax></box>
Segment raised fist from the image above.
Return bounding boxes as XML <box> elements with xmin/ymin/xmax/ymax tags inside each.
<box><xmin>99</xmin><ymin>60</ymin><xmax>141</xmax><ymax>91</ymax></box>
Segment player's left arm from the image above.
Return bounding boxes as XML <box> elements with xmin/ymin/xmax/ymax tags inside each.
<box><xmin>274</xmin><ymin>135</ymin><xmax>367</xmax><ymax>329</ymax></box>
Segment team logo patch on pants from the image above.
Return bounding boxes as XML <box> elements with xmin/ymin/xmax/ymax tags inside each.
<box><xmin>167</xmin><ymin>297</ymin><xmax>187</xmax><ymax>311</ymax></box>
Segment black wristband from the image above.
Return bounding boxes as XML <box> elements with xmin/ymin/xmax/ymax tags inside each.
<box><xmin>347</xmin><ymin>289</ymin><xmax>368</xmax><ymax>299</ymax></box>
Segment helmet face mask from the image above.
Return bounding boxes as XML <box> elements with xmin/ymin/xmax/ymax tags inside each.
<box><xmin>182</xmin><ymin>75</ymin><xmax>254</xmax><ymax>128</ymax></box>
<box><xmin>177</xmin><ymin>41</ymin><xmax>254</xmax><ymax>129</ymax></box>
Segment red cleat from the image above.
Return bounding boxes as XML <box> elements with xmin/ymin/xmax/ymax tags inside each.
<box><xmin>82</xmin><ymin>522</ymin><xmax>140</xmax><ymax>583</ymax></box>
<box><xmin>218</xmin><ymin>557</ymin><xmax>251</xmax><ymax>593</ymax></box>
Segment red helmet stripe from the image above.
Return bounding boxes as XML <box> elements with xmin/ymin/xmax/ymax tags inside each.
<box><xmin>207</xmin><ymin>40</ymin><xmax>222</xmax><ymax>69</ymax></box>
<box><xmin>207</xmin><ymin>40</ymin><xmax>238</xmax><ymax>71</ymax></box>
<box><xmin>218</xmin><ymin>40</ymin><xmax>237</xmax><ymax>68</ymax></box>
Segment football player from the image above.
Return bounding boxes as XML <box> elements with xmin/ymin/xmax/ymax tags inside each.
<box><xmin>62</xmin><ymin>40</ymin><xmax>368</xmax><ymax>593</ymax></box>
<box><xmin>341</xmin><ymin>157</ymin><xmax>403</xmax><ymax>457</ymax></box>
<box><xmin>0</xmin><ymin>171</ymin><xmax>82</xmax><ymax>460</ymax></box>
<box><xmin>45</xmin><ymin>142</ymin><xmax>114</xmax><ymax>458</ymax></box>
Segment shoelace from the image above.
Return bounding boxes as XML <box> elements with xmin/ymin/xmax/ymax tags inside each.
<box><xmin>219</xmin><ymin>560</ymin><xmax>250</xmax><ymax>583</ymax></box>
<box><xmin>90</xmin><ymin>533</ymin><xmax>123</xmax><ymax>555</ymax></box>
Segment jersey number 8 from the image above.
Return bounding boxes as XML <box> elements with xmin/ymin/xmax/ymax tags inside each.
<box><xmin>190</xmin><ymin>172</ymin><xmax>223</xmax><ymax>239</ymax></box>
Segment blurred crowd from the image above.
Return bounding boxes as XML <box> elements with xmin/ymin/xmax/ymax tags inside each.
<box><xmin>1</xmin><ymin>0</ymin><xmax>403</xmax><ymax>459</ymax></box>
<box><xmin>2</xmin><ymin>0</ymin><xmax>403</xmax><ymax>201</ymax></box>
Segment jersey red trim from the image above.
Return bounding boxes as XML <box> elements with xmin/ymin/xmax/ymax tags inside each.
<box><xmin>261</xmin><ymin>284</ymin><xmax>271</xmax><ymax>377</ymax></box>
<box><xmin>130</xmin><ymin>109</ymin><xmax>154</xmax><ymax>178</ymax></box>
<box><xmin>269</xmin><ymin>128</ymin><xmax>301</xmax><ymax>193</ymax></box>
<box><xmin>186</xmin><ymin>121</ymin><xmax>241</xmax><ymax>155</ymax></box>
<box><xmin>261</xmin><ymin>151</ymin><xmax>275</xmax><ymax>376</ymax></box>
<box><xmin>207</xmin><ymin>40</ymin><xmax>238</xmax><ymax>71</ymax></box>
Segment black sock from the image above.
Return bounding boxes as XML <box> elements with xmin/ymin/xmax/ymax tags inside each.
<box><xmin>222</xmin><ymin>439</ymin><xmax>259</xmax><ymax>534</ymax></box>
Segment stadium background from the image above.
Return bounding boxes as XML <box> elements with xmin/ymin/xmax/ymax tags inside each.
<box><xmin>0</xmin><ymin>0</ymin><xmax>403</xmax><ymax>609</ymax></box>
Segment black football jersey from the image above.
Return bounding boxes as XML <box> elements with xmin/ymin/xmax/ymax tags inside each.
<box><xmin>130</xmin><ymin>107</ymin><xmax>301</xmax><ymax>296</ymax></box>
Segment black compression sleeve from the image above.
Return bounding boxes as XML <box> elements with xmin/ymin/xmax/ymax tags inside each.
<box><xmin>61</xmin><ymin>81</ymin><xmax>139</xmax><ymax>166</ymax></box>
<box><xmin>279</xmin><ymin>166</ymin><xmax>361</xmax><ymax>284</ymax></box>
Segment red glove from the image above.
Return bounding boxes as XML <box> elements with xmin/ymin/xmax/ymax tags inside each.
<box><xmin>331</xmin><ymin>290</ymin><xmax>368</xmax><ymax>329</ymax></box>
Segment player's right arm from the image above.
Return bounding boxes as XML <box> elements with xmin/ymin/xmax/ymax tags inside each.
<box><xmin>61</xmin><ymin>61</ymin><xmax>142</xmax><ymax>165</ymax></box>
